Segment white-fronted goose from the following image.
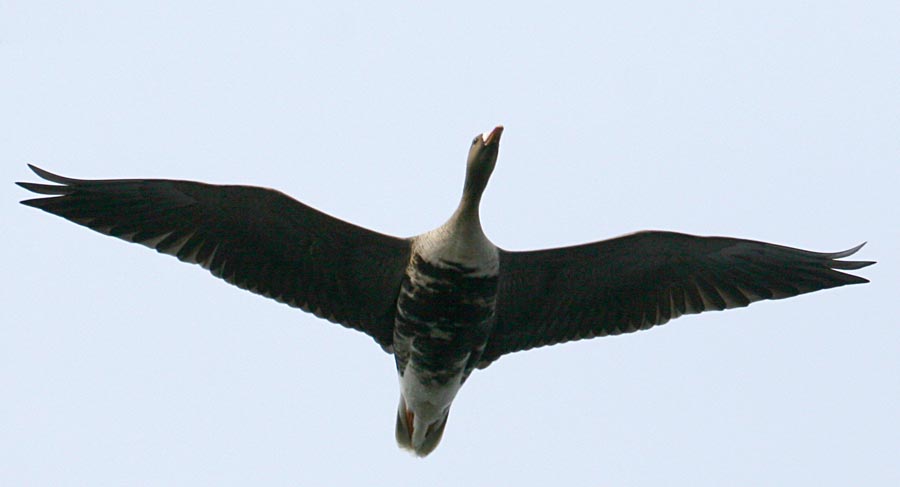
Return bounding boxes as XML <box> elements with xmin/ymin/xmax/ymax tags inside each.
<box><xmin>17</xmin><ymin>125</ymin><xmax>873</xmax><ymax>456</ymax></box>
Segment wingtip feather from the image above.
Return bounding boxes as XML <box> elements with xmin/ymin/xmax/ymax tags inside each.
<box><xmin>828</xmin><ymin>242</ymin><xmax>866</xmax><ymax>259</ymax></box>
<box><xmin>18</xmin><ymin>165</ymin><xmax>83</xmax><ymax>205</ymax></box>
<box><xmin>16</xmin><ymin>181</ymin><xmax>70</xmax><ymax>195</ymax></box>
<box><xmin>23</xmin><ymin>164</ymin><xmax>86</xmax><ymax>185</ymax></box>
<box><xmin>828</xmin><ymin>242</ymin><xmax>875</xmax><ymax>271</ymax></box>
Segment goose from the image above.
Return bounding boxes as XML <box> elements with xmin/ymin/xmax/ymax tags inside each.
<box><xmin>17</xmin><ymin>125</ymin><xmax>873</xmax><ymax>457</ymax></box>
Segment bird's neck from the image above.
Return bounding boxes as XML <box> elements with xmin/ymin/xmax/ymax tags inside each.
<box><xmin>456</xmin><ymin>164</ymin><xmax>490</xmax><ymax>230</ymax></box>
<box><xmin>413</xmin><ymin>160</ymin><xmax>496</xmax><ymax>266</ymax></box>
<box><xmin>453</xmin><ymin>193</ymin><xmax>483</xmax><ymax>234</ymax></box>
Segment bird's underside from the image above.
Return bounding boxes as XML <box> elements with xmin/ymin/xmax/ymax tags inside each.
<box><xmin>16</xmin><ymin>126</ymin><xmax>874</xmax><ymax>456</ymax></box>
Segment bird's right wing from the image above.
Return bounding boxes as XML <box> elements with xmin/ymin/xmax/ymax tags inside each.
<box><xmin>479</xmin><ymin>230</ymin><xmax>873</xmax><ymax>366</ymax></box>
<box><xmin>18</xmin><ymin>165</ymin><xmax>412</xmax><ymax>350</ymax></box>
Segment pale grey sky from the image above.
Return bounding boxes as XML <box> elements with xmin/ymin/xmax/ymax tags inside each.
<box><xmin>3</xmin><ymin>1</ymin><xmax>898</xmax><ymax>485</ymax></box>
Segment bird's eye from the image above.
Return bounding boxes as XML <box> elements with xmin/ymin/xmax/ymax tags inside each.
<box><xmin>472</xmin><ymin>136</ymin><xmax>480</xmax><ymax>146</ymax></box>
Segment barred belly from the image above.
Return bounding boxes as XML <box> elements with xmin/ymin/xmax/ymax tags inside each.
<box><xmin>394</xmin><ymin>254</ymin><xmax>498</xmax><ymax>387</ymax></box>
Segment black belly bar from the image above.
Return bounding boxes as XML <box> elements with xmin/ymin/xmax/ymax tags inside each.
<box><xmin>394</xmin><ymin>255</ymin><xmax>499</xmax><ymax>385</ymax></box>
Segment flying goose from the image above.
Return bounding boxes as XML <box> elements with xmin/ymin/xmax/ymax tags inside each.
<box><xmin>17</xmin><ymin>125</ymin><xmax>873</xmax><ymax>456</ymax></box>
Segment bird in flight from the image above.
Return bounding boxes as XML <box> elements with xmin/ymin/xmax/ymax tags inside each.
<box><xmin>17</xmin><ymin>125</ymin><xmax>873</xmax><ymax>456</ymax></box>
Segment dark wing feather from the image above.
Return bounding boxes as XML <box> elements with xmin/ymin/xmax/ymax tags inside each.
<box><xmin>17</xmin><ymin>165</ymin><xmax>411</xmax><ymax>349</ymax></box>
<box><xmin>479</xmin><ymin>230</ymin><xmax>873</xmax><ymax>366</ymax></box>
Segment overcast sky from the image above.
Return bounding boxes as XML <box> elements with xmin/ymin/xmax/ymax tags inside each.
<box><xmin>3</xmin><ymin>2</ymin><xmax>898</xmax><ymax>485</ymax></box>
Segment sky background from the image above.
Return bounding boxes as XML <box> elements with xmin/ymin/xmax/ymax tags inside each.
<box><xmin>2</xmin><ymin>1</ymin><xmax>898</xmax><ymax>485</ymax></box>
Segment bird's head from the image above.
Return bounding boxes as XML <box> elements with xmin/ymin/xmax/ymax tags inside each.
<box><xmin>462</xmin><ymin>125</ymin><xmax>503</xmax><ymax>203</ymax></box>
<box><xmin>467</xmin><ymin>125</ymin><xmax>503</xmax><ymax>167</ymax></box>
<box><xmin>395</xmin><ymin>396</ymin><xmax>451</xmax><ymax>457</ymax></box>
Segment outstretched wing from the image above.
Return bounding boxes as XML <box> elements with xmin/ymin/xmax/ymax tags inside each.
<box><xmin>18</xmin><ymin>165</ymin><xmax>411</xmax><ymax>349</ymax></box>
<box><xmin>480</xmin><ymin>230</ymin><xmax>873</xmax><ymax>366</ymax></box>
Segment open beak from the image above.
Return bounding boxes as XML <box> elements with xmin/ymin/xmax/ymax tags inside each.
<box><xmin>481</xmin><ymin>125</ymin><xmax>504</xmax><ymax>145</ymax></box>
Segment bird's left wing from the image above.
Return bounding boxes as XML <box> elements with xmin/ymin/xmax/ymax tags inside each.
<box><xmin>17</xmin><ymin>165</ymin><xmax>411</xmax><ymax>350</ymax></box>
<box><xmin>479</xmin><ymin>230</ymin><xmax>873</xmax><ymax>367</ymax></box>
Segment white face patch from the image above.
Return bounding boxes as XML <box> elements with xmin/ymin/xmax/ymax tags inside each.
<box><xmin>480</xmin><ymin>131</ymin><xmax>491</xmax><ymax>143</ymax></box>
